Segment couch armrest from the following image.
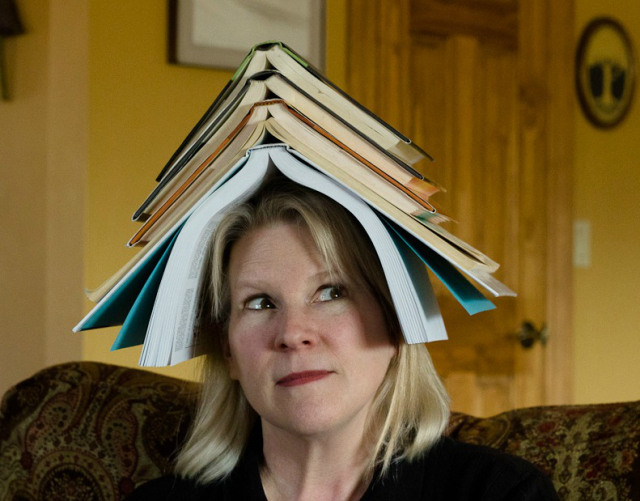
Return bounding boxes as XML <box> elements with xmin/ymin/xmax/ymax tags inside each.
<box><xmin>0</xmin><ymin>361</ymin><xmax>198</xmax><ymax>500</ymax></box>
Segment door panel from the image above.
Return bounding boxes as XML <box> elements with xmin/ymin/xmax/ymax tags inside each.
<box><xmin>347</xmin><ymin>0</ymin><xmax>573</xmax><ymax>415</ymax></box>
<box><xmin>408</xmin><ymin>35</ymin><xmax>522</xmax><ymax>416</ymax></box>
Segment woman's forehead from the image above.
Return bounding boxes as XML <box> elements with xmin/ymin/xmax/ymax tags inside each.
<box><xmin>229</xmin><ymin>220</ymin><xmax>350</xmax><ymax>281</ymax></box>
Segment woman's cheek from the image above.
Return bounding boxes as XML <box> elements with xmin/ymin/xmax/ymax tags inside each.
<box><xmin>230</xmin><ymin>314</ymin><xmax>274</xmax><ymax>347</ymax></box>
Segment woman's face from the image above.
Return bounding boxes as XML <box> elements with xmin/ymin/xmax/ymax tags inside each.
<box><xmin>225</xmin><ymin>222</ymin><xmax>396</xmax><ymax>441</ymax></box>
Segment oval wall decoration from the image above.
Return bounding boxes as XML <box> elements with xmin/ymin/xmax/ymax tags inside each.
<box><xmin>575</xmin><ymin>17</ymin><xmax>636</xmax><ymax>128</ymax></box>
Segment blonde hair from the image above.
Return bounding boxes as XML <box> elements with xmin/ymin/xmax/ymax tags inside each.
<box><xmin>175</xmin><ymin>176</ymin><xmax>450</xmax><ymax>483</ymax></box>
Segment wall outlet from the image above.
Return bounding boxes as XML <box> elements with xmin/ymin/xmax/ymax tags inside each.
<box><xmin>573</xmin><ymin>219</ymin><xmax>592</xmax><ymax>268</ymax></box>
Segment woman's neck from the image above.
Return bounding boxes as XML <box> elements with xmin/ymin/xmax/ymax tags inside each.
<box><xmin>259</xmin><ymin>422</ymin><xmax>373</xmax><ymax>501</ymax></box>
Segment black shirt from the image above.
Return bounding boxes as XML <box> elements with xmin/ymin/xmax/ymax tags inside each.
<box><xmin>128</xmin><ymin>437</ymin><xmax>559</xmax><ymax>500</ymax></box>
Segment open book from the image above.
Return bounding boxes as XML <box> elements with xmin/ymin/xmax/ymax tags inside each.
<box><xmin>76</xmin><ymin>145</ymin><xmax>498</xmax><ymax>366</ymax></box>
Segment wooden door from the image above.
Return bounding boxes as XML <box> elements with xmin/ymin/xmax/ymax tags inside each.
<box><xmin>346</xmin><ymin>0</ymin><xmax>574</xmax><ymax>415</ymax></box>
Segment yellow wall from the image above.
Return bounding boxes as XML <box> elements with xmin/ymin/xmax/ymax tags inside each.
<box><xmin>0</xmin><ymin>1</ymin><xmax>85</xmax><ymax>397</ymax></box>
<box><xmin>84</xmin><ymin>0</ymin><xmax>347</xmax><ymax>380</ymax></box>
<box><xmin>0</xmin><ymin>0</ymin><xmax>48</xmax><ymax>394</ymax></box>
<box><xmin>573</xmin><ymin>1</ymin><xmax>640</xmax><ymax>403</ymax></box>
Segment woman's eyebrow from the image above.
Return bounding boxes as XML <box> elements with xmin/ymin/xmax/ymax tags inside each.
<box><xmin>233</xmin><ymin>269</ymin><xmax>340</xmax><ymax>291</ymax></box>
<box><xmin>231</xmin><ymin>278</ymin><xmax>269</xmax><ymax>292</ymax></box>
<box><xmin>311</xmin><ymin>270</ymin><xmax>334</xmax><ymax>282</ymax></box>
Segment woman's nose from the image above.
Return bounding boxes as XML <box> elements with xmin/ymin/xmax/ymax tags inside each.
<box><xmin>275</xmin><ymin>308</ymin><xmax>317</xmax><ymax>350</ymax></box>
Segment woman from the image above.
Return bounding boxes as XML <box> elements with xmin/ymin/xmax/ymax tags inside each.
<box><xmin>129</xmin><ymin>177</ymin><xmax>558</xmax><ymax>500</ymax></box>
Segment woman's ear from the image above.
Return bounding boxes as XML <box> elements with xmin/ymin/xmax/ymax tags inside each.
<box><xmin>205</xmin><ymin>314</ymin><xmax>239</xmax><ymax>379</ymax></box>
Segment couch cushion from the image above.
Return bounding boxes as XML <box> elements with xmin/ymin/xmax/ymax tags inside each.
<box><xmin>0</xmin><ymin>362</ymin><xmax>198</xmax><ymax>500</ymax></box>
<box><xmin>448</xmin><ymin>402</ymin><xmax>640</xmax><ymax>500</ymax></box>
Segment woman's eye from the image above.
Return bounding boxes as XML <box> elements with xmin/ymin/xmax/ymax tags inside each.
<box><xmin>316</xmin><ymin>285</ymin><xmax>346</xmax><ymax>302</ymax></box>
<box><xmin>244</xmin><ymin>296</ymin><xmax>276</xmax><ymax>310</ymax></box>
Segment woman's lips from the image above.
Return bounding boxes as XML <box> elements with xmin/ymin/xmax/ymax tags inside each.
<box><xmin>277</xmin><ymin>370</ymin><xmax>332</xmax><ymax>387</ymax></box>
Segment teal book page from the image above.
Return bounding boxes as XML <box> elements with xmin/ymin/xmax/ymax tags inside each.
<box><xmin>79</xmin><ymin>233</ymin><xmax>178</xmax><ymax>331</ymax></box>
<box><xmin>383</xmin><ymin>219</ymin><xmax>495</xmax><ymax>315</ymax></box>
<box><xmin>111</xmin><ymin>231</ymin><xmax>179</xmax><ymax>350</ymax></box>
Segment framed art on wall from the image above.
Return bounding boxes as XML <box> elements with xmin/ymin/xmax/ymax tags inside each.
<box><xmin>168</xmin><ymin>0</ymin><xmax>325</xmax><ymax>71</ymax></box>
<box><xmin>575</xmin><ymin>17</ymin><xmax>636</xmax><ymax>128</ymax></box>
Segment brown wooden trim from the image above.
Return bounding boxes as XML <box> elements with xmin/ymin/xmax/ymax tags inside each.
<box><xmin>544</xmin><ymin>0</ymin><xmax>574</xmax><ymax>405</ymax></box>
<box><xmin>515</xmin><ymin>0</ymin><xmax>574</xmax><ymax>407</ymax></box>
<box><xmin>513</xmin><ymin>0</ymin><xmax>549</xmax><ymax>409</ymax></box>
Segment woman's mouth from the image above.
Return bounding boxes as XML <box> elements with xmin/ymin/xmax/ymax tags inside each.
<box><xmin>277</xmin><ymin>371</ymin><xmax>332</xmax><ymax>387</ymax></box>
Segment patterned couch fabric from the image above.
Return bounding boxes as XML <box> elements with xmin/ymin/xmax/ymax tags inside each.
<box><xmin>446</xmin><ymin>401</ymin><xmax>640</xmax><ymax>500</ymax></box>
<box><xmin>1</xmin><ymin>362</ymin><xmax>639</xmax><ymax>501</ymax></box>
<box><xmin>0</xmin><ymin>362</ymin><xmax>199</xmax><ymax>501</ymax></box>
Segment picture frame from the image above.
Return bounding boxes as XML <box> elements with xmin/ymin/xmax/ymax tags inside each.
<box><xmin>168</xmin><ymin>0</ymin><xmax>325</xmax><ymax>71</ymax></box>
<box><xmin>575</xmin><ymin>17</ymin><xmax>636</xmax><ymax>129</ymax></box>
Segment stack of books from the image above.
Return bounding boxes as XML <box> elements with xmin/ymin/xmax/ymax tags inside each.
<box><xmin>74</xmin><ymin>42</ymin><xmax>514</xmax><ymax>367</ymax></box>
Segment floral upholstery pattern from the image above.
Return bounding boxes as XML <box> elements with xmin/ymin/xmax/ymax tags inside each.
<box><xmin>0</xmin><ymin>362</ymin><xmax>198</xmax><ymax>501</ymax></box>
<box><xmin>1</xmin><ymin>361</ymin><xmax>638</xmax><ymax>500</ymax></box>
<box><xmin>446</xmin><ymin>401</ymin><xmax>640</xmax><ymax>500</ymax></box>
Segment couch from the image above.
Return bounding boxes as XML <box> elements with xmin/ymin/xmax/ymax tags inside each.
<box><xmin>0</xmin><ymin>361</ymin><xmax>638</xmax><ymax>500</ymax></box>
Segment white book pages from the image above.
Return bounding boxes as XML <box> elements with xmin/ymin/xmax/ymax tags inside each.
<box><xmin>140</xmin><ymin>149</ymin><xmax>272</xmax><ymax>366</ymax></box>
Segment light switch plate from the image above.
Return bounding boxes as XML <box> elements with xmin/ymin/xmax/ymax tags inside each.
<box><xmin>573</xmin><ymin>219</ymin><xmax>592</xmax><ymax>268</ymax></box>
